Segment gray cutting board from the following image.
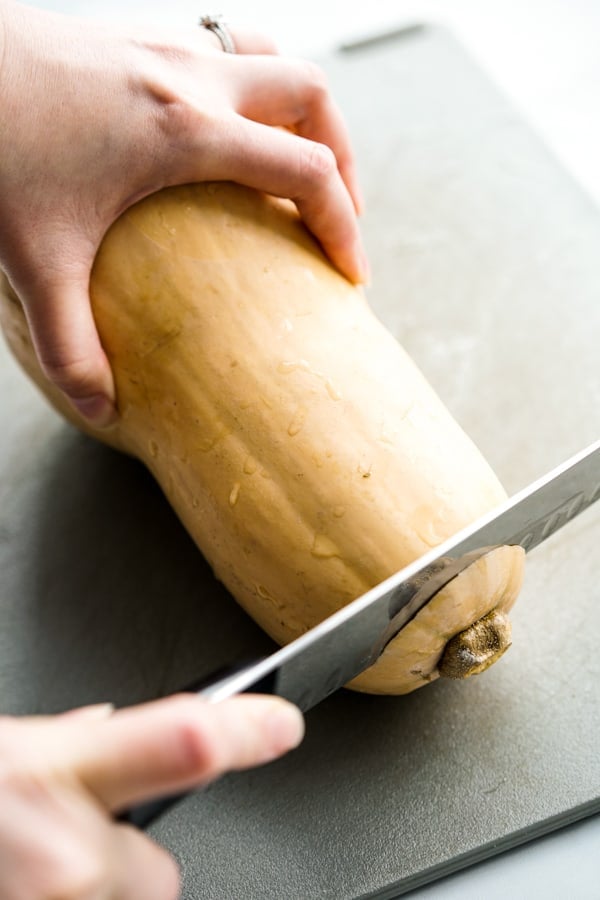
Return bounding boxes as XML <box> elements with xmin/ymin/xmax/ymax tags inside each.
<box><xmin>1</xmin><ymin>23</ymin><xmax>599</xmax><ymax>899</ymax></box>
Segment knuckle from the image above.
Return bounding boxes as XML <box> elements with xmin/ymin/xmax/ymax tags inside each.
<box><xmin>158</xmin><ymin>93</ymin><xmax>197</xmax><ymax>141</ymax></box>
<box><xmin>157</xmin><ymin>94</ymin><xmax>222</xmax><ymax>159</ymax></box>
<box><xmin>143</xmin><ymin>37</ymin><xmax>195</xmax><ymax>69</ymax></box>
<box><xmin>40</xmin><ymin>352</ymin><xmax>102</xmax><ymax>399</ymax></box>
<box><xmin>298</xmin><ymin>59</ymin><xmax>329</xmax><ymax>97</ymax></box>
<box><xmin>300</xmin><ymin>140</ymin><xmax>338</xmax><ymax>186</ymax></box>
<box><xmin>43</xmin><ymin>848</ymin><xmax>106</xmax><ymax>900</ymax></box>
<box><xmin>258</xmin><ymin>35</ymin><xmax>279</xmax><ymax>54</ymax></box>
<box><xmin>171</xmin><ymin>715</ymin><xmax>220</xmax><ymax>780</ymax></box>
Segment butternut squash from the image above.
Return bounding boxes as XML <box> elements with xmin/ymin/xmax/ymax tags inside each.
<box><xmin>0</xmin><ymin>182</ymin><xmax>524</xmax><ymax>694</ymax></box>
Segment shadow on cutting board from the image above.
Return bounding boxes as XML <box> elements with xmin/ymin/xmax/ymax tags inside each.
<box><xmin>22</xmin><ymin>426</ymin><xmax>275</xmax><ymax>711</ymax></box>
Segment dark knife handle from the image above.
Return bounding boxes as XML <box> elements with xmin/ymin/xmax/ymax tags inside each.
<box><xmin>118</xmin><ymin>661</ymin><xmax>277</xmax><ymax>830</ymax></box>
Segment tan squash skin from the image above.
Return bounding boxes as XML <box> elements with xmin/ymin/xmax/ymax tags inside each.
<box><xmin>0</xmin><ymin>182</ymin><xmax>524</xmax><ymax>694</ymax></box>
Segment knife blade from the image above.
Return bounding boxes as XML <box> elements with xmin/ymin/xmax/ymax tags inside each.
<box><xmin>123</xmin><ymin>438</ymin><xmax>599</xmax><ymax>827</ymax></box>
<box><xmin>200</xmin><ymin>438</ymin><xmax>600</xmax><ymax>710</ymax></box>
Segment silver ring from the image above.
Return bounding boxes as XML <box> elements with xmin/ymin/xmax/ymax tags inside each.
<box><xmin>199</xmin><ymin>14</ymin><xmax>236</xmax><ymax>53</ymax></box>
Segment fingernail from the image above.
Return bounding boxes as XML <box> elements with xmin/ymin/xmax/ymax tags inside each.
<box><xmin>264</xmin><ymin>701</ymin><xmax>305</xmax><ymax>759</ymax></box>
<box><xmin>82</xmin><ymin>702</ymin><xmax>116</xmax><ymax>720</ymax></box>
<box><xmin>346</xmin><ymin>228</ymin><xmax>370</xmax><ymax>284</ymax></box>
<box><xmin>355</xmin><ymin>244</ymin><xmax>371</xmax><ymax>285</ymax></box>
<box><xmin>63</xmin><ymin>702</ymin><xmax>115</xmax><ymax>721</ymax></box>
<box><xmin>354</xmin><ymin>184</ymin><xmax>366</xmax><ymax>217</ymax></box>
<box><xmin>71</xmin><ymin>394</ymin><xmax>117</xmax><ymax>428</ymax></box>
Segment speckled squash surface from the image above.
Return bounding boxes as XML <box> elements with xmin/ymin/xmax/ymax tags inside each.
<box><xmin>0</xmin><ymin>182</ymin><xmax>524</xmax><ymax>693</ymax></box>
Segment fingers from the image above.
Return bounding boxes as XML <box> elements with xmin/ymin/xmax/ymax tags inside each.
<box><xmin>227</xmin><ymin>54</ymin><xmax>364</xmax><ymax>214</ymax></box>
<box><xmin>176</xmin><ymin>51</ymin><xmax>368</xmax><ymax>283</ymax></box>
<box><xmin>58</xmin><ymin>703</ymin><xmax>115</xmax><ymax>722</ymax></box>
<box><xmin>225</xmin><ymin>27</ymin><xmax>279</xmax><ymax>55</ymax></box>
<box><xmin>184</xmin><ymin>114</ymin><xmax>367</xmax><ymax>284</ymax></box>
<box><xmin>1</xmin><ymin>694</ymin><xmax>302</xmax><ymax>897</ymax></box>
<box><xmin>109</xmin><ymin>824</ymin><xmax>181</xmax><ymax>900</ymax></box>
<box><xmin>69</xmin><ymin>694</ymin><xmax>304</xmax><ymax>812</ymax></box>
<box><xmin>0</xmin><ymin>730</ymin><xmax>180</xmax><ymax>900</ymax></box>
<box><xmin>18</xmin><ymin>270</ymin><xmax>117</xmax><ymax>427</ymax></box>
<box><xmin>196</xmin><ymin>20</ymin><xmax>279</xmax><ymax>56</ymax></box>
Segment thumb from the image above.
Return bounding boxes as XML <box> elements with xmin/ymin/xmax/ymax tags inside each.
<box><xmin>18</xmin><ymin>267</ymin><xmax>117</xmax><ymax>427</ymax></box>
<box><xmin>67</xmin><ymin>694</ymin><xmax>305</xmax><ymax>813</ymax></box>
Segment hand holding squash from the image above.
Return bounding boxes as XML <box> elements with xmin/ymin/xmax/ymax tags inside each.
<box><xmin>0</xmin><ymin>0</ymin><xmax>366</xmax><ymax>426</ymax></box>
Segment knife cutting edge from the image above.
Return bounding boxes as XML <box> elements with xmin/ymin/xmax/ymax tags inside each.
<box><xmin>123</xmin><ymin>438</ymin><xmax>600</xmax><ymax>827</ymax></box>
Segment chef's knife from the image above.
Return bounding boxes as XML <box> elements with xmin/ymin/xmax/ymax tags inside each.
<box><xmin>123</xmin><ymin>438</ymin><xmax>599</xmax><ymax>827</ymax></box>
